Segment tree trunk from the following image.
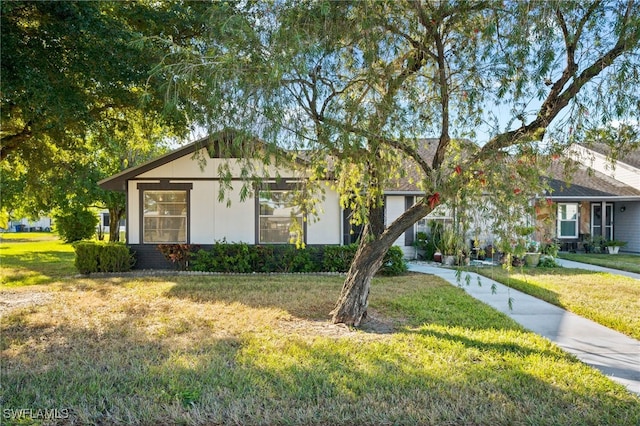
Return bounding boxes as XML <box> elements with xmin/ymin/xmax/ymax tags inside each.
<box><xmin>330</xmin><ymin>233</ymin><xmax>390</xmax><ymax>326</ymax></box>
<box><xmin>331</xmin><ymin>200</ymin><xmax>433</xmax><ymax>326</ymax></box>
<box><xmin>108</xmin><ymin>207</ymin><xmax>124</xmax><ymax>242</ymax></box>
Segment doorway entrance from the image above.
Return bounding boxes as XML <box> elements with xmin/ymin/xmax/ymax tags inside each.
<box><xmin>591</xmin><ymin>203</ymin><xmax>613</xmax><ymax>240</ymax></box>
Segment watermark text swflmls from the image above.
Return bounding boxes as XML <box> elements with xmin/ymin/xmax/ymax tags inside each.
<box><xmin>3</xmin><ymin>408</ymin><xmax>70</xmax><ymax>420</ymax></box>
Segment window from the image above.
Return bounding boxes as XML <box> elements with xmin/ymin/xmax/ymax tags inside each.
<box><xmin>143</xmin><ymin>190</ymin><xmax>187</xmax><ymax>243</ymax></box>
<box><xmin>557</xmin><ymin>203</ymin><xmax>578</xmax><ymax>238</ymax></box>
<box><xmin>258</xmin><ymin>190</ymin><xmax>303</xmax><ymax>243</ymax></box>
<box><xmin>415</xmin><ymin>206</ymin><xmax>453</xmax><ymax>239</ymax></box>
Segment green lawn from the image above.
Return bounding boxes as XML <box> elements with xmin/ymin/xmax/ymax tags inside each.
<box><xmin>1</xmin><ymin>236</ymin><xmax>639</xmax><ymax>425</ymax></box>
<box><xmin>474</xmin><ymin>266</ymin><xmax>640</xmax><ymax>340</ymax></box>
<box><xmin>559</xmin><ymin>252</ymin><xmax>640</xmax><ymax>274</ymax></box>
<box><xmin>0</xmin><ymin>232</ymin><xmax>76</xmax><ymax>286</ymax></box>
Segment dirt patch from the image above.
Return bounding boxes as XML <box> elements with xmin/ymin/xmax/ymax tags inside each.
<box><xmin>276</xmin><ymin>309</ymin><xmax>401</xmax><ymax>339</ymax></box>
<box><xmin>0</xmin><ymin>291</ymin><xmax>53</xmax><ymax>315</ymax></box>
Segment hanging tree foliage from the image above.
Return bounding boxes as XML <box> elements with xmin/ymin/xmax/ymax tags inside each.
<box><xmin>1</xmin><ymin>1</ymin><xmax>205</xmax><ymax>234</ymax></box>
<box><xmin>157</xmin><ymin>0</ymin><xmax>640</xmax><ymax>326</ymax></box>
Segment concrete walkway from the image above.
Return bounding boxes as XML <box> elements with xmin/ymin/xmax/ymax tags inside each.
<box><xmin>407</xmin><ymin>262</ymin><xmax>640</xmax><ymax>395</ymax></box>
<box><xmin>555</xmin><ymin>258</ymin><xmax>640</xmax><ymax>280</ymax></box>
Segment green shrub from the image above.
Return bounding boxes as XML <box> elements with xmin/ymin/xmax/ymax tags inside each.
<box><xmin>541</xmin><ymin>242</ymin><xmax>560</xmax><ymax>257</ymax></box>
<box><xmin>54</xmin><ymin>208</ymin><xmax>99</xmax><ymax>243</ymax></box>
<box><xmin>380</xmin><ymin>246</ymin><xmax>408</xmax><ymax>275</ymax></box>
<box><xmin>538</xmin><ymin>255</ymin><xmax>561</xmax><ymax>268</ymax></box>
<box><xmin>191</xmin><ymin>243</ymin><xmax>319</xmax><ymax>273</ymax></box>
<box><xmin>73</xmin><ymin>241</ymin><xmax>134</xmax><ymax>274</ymax></box>
<box><xmin>74</xmin><ymin>241</ymin><xmax>100</xmax><ymax>274</ymax></box>
<box><xmin>98</xmin><ymin>243</ymin><xmax>135</xmax><ymax>272</ymax></box>
<box><xmin>186</xmin><ymin>242</ymin><xmax>406</xmax><ymax>276</ymax></box>
<box><xmin>321</xmin><ymin>244</ymin><xmax>406</xmax><ymax>275</ymax></box>
<box><xmin>323</xmin><ymin>244</ymin><xmax>358</xmax><ymax>272</ymax></box>
<box><xmin>191</xmin><ymin>241</ymin><xmax>252</xmax><ymax>273</ymax></box>
<box><xmin>273</xmin><ymin>245</ymin><xmax>320</xmax><ymax>273</ymax></box>
<box><xmin>251</xmin><ymin>245</ymin><xmax>275</xmax><ymax>272</ymax></box>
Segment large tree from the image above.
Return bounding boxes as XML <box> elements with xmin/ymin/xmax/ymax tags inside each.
<box><xmin>1</xmin><ymin>1</ymin><xmax>207</xmax><ymax>235</ymax></box>
<box><xmin>0</xmin><ymin>1</ymin><xmax>214</xmax><ymax>161</ymax></box>
<box><xmin>159</xmin><ymin>0</ymin><xmax>639</xmax><ymax>326</ymax></box>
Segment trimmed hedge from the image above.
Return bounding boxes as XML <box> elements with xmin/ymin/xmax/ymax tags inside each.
<box><xmin>185</xmin><ymin>242</ymin><xmax>407</xmax><ymax>275</ymax></box>
<box><xmin>73</xmin><ymin>241</ymin><xmax>135</xmax><ymax>274</ymax></box>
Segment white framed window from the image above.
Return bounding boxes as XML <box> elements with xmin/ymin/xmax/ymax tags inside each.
<box><xmin>557</xmin><ymin>203</ymin><xmax>578</xmax><ymax>239</ymax></box>
<box><xmin>258</xmin><ymin>190</ymin><xmax>303</xmax><ymax>244</ymax></box>
<box><xmin>143</xmin><ymin>190</ymin><xmax>187</xmax><ymax>243</ymax></box>
<box><xmin>415</xmin><ymin>207</ymin><xmax>453</xmax><ymax>239</ymax></box>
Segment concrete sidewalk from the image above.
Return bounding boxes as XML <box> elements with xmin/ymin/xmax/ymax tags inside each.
<box><xmin>407</xmin><ymin>262</ymin><xmax>640</xmax><ymax>395</ymax></box>
<box><xmin>555</xmin><ymin>258</ymin><xmax>640</xmax><ymax>280</ymax></box>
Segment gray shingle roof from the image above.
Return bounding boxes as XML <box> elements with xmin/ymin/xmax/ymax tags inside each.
<box><xmin>546</xmin><ymin>160</ymin><xmax>640</xmax><ymax>198</ymax></box>
<box><xmin>582</xmin><ymin>142</ymin><xmax>640</xmax><ymax>169</ymax></box>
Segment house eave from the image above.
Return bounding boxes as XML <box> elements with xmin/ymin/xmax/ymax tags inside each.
<box><xmin>98</xmin><ymin>130</ymin><xmax>306</xmax><ymax>192</ymax></box>
<box><xmin>546</xmin><ymin>195</ymin><xmax>640</xmax><ymax>202</ymax></box>
<box><xmin>98</xmin><ymin>136</ymin><xmax>212</xmax><ymax>192</ymax></box>
<box><xmin>383</xmin><ymin>190</ymin><xmax>426</xmax><ymax>196</ymax></box>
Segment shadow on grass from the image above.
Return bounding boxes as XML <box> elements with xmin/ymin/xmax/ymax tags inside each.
<box><xmin>471</xmin><ymin>266</ymin><xmax>602</xmax><ymax>310</ymax></box>
<box><xmin>0</xmin><ymin>251</ymin><xmax>76</xmax><ymax>286</ymax></box>
<box><xmin>3</xmin><ymin>304</ymin><xmax>638</xmax><ymax>425</ymax></box>
<box><xmin>0</xmin><ymin>237</ymin><xmax>76</xmax><ymax>286</ymax></box>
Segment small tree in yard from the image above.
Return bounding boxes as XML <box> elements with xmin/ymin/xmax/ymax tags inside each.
<box><xmin>53</xmin><ymin>206</ymin><xmax>98</xmax><ymax>243</ymax></box>
<box><xmin>157</xmin><ymin>0</ymin><xmax>640</xmax><ymax>326</ymax></box>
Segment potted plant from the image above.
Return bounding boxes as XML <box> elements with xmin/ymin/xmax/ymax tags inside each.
<box><xmin>524</xmin><ymin>241</ymin><xmax>541</xmax><ymax>267</ymax></box>
<box><xmin>604</xmin><ymin>240</ymin><xmax>627</xmax><ymax>254</ymax></box>
<box><xmin>413</xmin><ymin>231</ymin><xmax>429</xmax><ymax>260</ymax></box>
<box><xmin>439</xmin><ymin>228</ymin><xmax>462</xmax><ymax>266</ymax></box>
<box><xmin>591</xmin><ymin>235</ymin><xmax>605</xmax><ymax>253</ymax></box>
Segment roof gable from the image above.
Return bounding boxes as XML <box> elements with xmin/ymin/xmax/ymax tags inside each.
<box><xmin>546</xmin><ymin>159</ymin><xmax>640</xmax><ymax>198</ymax></box>
<box><xmin>580</xmin><ymin>142</ymin><xmax>640</xmax><ymax>170</ymax></box>
<box><xmin>99</xmin><ymin>130</ymin><xmax>283</xmax><ymax>191</ymax></box>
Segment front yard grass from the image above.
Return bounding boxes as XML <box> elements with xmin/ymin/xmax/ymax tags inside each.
<box><xmin>474</xmin><ymin>266</ymin><xmax>640</xmax><ymax>340</ymax></box>
<box><xmin>558</xmin><ymin>252</ymin><xmax>640</xmax><ymax>274</ymax></box>
<box><xmin>2</xmin><ymin>236</ymin><xmax>639</xmax><ymax>425</ymax></box>
<box><xmin>0</xmin><ymin>232</ymin><xmax>75</xmax><ymax>286</ymax></box>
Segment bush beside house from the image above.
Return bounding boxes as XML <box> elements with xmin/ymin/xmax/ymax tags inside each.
<box><xmin>74</xmin><ymin>241</ymin><xmax>135</xmax><ymax>274</ymax></box>
<box><xmin>162</xmin><ymin>242</ymin><xmax>407</xmax><ymax>275</ymax></box>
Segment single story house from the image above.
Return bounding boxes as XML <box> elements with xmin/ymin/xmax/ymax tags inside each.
<box><xmin>2</xmin><ymin>216</ymin><xmax>52</xmax><ymax>232</ymax></box>
<box><xmin>99</xmin><ymin>132</ymin><xmax>449</xmax><ymax>268</ymax></box>
<box><xmin>99</xmin><ymin>133</ymin><xmax>640</xmax><ymax>269</ymax></box>
<box><xmin>536</xmin><ymin>143</ymin><xmax>640</xmax><ymax>253</ymax></box>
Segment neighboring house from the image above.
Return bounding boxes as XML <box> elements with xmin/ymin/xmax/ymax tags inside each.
<box><xmin>96</xmin><ymin>210</ymin><xmax>126</xmax><ymax>240</ymax></box>
<box><xmin>99</xmin><ymin>133</ymin><xmax>451</xmax><ymax>268</ymax></box>
<box><xmin>535</xmin><ymin>143</ymin><xmax>640</xmax><ymax>253</ymax></box>
<box><xmin>3</xmin><ymin>217</ymin><xmax>52</xmax><ymax>232</ymax></box>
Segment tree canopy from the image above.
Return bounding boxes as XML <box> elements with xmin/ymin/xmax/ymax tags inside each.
<box><xmin>0</xmin><ymin>1</ymin><xmax>207</xmax><ymax>230</ymax></box>
<box><xmin>157</xmin><ymin>0</ymin><xmax>639</xmax><ymax>325</ymax></box>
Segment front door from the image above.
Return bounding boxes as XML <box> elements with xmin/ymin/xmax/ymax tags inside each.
<box><xmin>591</xmin><ymin>203</ymin><xmax>613</xmax><ymax>240</ymax></box>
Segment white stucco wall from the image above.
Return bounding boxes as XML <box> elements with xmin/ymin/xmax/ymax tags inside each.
<box><xmin>127</xmin><ymin>180</ymin><xmax>143</xmax><ymax>244</ymax></box>
<box><xmin>307</xmin><ymin>186</ymin><xmax>341</xmax><ymax>245</ymax></box>
<box><xmin>385</xmin><ymin>195</ymin><xmax>407</xmax><ymax>248</ymax></box>
<box><xmin>212</xmin><ymin>181</ymin><xmax>256</xmax><ymax>243</ymax></box>
<box><xmin>125</xmin><ymin>148</ymin><xmax>341</xmax><ymax>246</ymax></box>
<box><xmin>190</xmin><ymin>181</ymin><xmax>216</xmax><ymax>243</ymax></box>
<box><xmin>138</xmin><ymin>149</ymin><xmax>297</xmax><ymax>180</ymax></box>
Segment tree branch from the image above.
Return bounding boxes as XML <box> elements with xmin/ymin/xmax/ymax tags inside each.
<box><xmin>0</xmin><ymin>123</ymin><xmax>33</xmax><ymax>161</ymax></box>
<box><xmin>476</xmin><ymin>2</ymin><xmax>639</xmax><ymax>161</ymax></box>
